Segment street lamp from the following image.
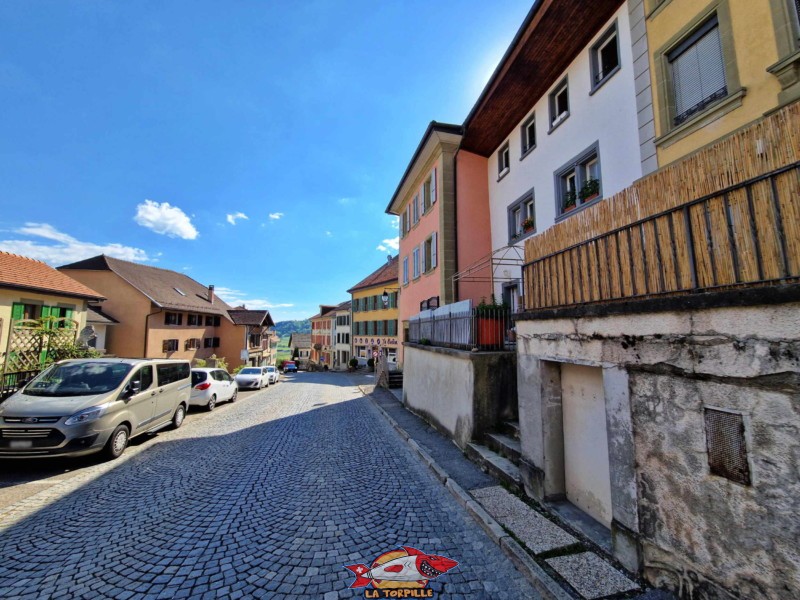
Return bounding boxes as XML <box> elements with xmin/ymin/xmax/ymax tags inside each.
<box><xmin>382</xmin><ymin>288</ymin><xmax>400</xmax><ymax>308</ymax></box>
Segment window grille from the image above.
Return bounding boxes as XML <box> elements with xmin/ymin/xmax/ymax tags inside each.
<box><xmin>704</xmin><ymin>408</ymin><xmax>751</xmax><ymax>485</ymax></box>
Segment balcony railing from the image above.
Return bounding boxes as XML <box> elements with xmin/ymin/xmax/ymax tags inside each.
<box><xmin>522</xmin><ymin>162</ymin><xmax>800</xmax><ymax>311</ymax></box>
<box><xmin>408</xmin><ymin>306</ymin><xmax>515</xmax><ymax>351</ymax></box>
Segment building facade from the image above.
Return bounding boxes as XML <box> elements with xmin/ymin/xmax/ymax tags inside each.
<box><xmin>309</xmin><ymin>305</ymin><xmax>336</xmax><ymax>369</ymax></box>
<box><xmin>348</xmin><ymin>256</ymin><xmax>400</xmax><ymax>367</ymax></box>
<box><xmin>225</xmin><ymin>309</ymin><xmax>277</xmax><ymax>367</ymax></box>
<box><xmin>460</xmin><ymin>0</ymin><xmax>655</xmax><ymax>310</ymax></box>
<box><xmin>646</xmin><ymin>0</ymin><xmax>800</xmax><ymax>166</ymax></box>
<box><xmin>332</xmin><ymin>300</ymin><xmax>351</xmax><ymax>371</ymax></box>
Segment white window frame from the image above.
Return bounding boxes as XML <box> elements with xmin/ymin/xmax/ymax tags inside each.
<box><xmin>549</xmin><ymin>78</ymin><xmax>570</xmax><ymax>131</ymax></box>
<box><xmin>412</xmin><ymin>247</ymin><xmax>420</xmax><ymax>279</ymax></box>
<box><xmin>521</xmin><ymin>113</ymin><xmax>536</xmax><ymax>156</ymax></box>
<box><xmin>403</xmin><ymin>256</ymin><xmax>409</xmax><ymax>285</ymax></box>
<box><xmin>497</xmin><ymin>143</ymin><xmax>510</xmax><ymax>179</ymax></box>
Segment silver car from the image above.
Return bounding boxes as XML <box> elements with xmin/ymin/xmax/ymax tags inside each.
<box><xmin>234</xmin><ymin>366</ymin><xmax>269</xmax><ymax>390</ymax></box>
<box><xmin>0</xmin><ymin>358</ymin><xmax>191</xmax><ymax>459</ymax></box>
<box><xmin>190</xmin><ymin>368</ymin><xmax>238</xmax><ymax>411</ymax></box>
<box><xmin>265</xmin><ymin>365</ymin><xmax>279</xmax><ymax>385</ymax></box>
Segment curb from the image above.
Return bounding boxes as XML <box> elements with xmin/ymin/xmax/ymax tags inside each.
<box><xmin>367</xmin><ymin>391</ymin><xmax>571</xmax><ymax>600</ymax></box>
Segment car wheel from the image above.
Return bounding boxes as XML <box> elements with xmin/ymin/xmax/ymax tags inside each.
<box><xmin>104</xmin><ymin>424</ymin><xmax>129</xmax><ymax>460</ymax></box>
<box><xmin>207</xmin><ymin>394</ymin><xmax>217</xmax><ymax>411</ymax></box>
<box><xmin>172</xmin><ymin>404</ymin><xmax>186</xmax><ymax>429</ymax></box>
<box><xmin>230</xmin><ymin>389</ymin><xmax>238</xmax><ymax>403</ymax></box>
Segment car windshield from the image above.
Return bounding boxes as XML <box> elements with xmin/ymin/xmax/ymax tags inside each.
<box><xmin>239</xmin><ymin>368</ymin><xmax>261</xmax><ymax>375</ymax></box>
<box><xmin>191</xmin><ymin>371</ymin><xmax>208</xmax><ymax>385</ymax></box>
<box><xmin>266</xmin><ymin>367</ymin><xmax>276</xmax><ymax>372</ymax></box>
<box><xmin>24</xmin><ymin>362</ymin><xmax>133</xmax><ymax>397</ymax></box>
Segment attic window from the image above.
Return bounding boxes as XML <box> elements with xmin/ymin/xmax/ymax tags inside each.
<box><xmin>174</xmin><ymin>287</ymin><xmax>186</xmax><ymax>296</ymax></box>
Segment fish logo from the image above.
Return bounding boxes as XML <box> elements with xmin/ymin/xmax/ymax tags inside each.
<box><xmin>344</xmin><ymin>546</ymin><xmax>458</xmax><ymax>594</ymax></box>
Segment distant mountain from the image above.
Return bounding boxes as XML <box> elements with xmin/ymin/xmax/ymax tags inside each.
<box><xmin>274</xmin><ymin>320</ymin><xmax>311</xmax><ymax>340</ymax></box>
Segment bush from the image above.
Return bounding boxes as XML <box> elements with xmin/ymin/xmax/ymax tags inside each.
<box><xmin>47</xmin><ymin>343</ymin><xmax>101</xmax><ymax>363</ymax></box>
<box><xmin>348</xmin><ymin>357</ymin><xmax>358</xmax><ymax>369</ymax></box>
<box><xmin>193</xmin><ymin>358</ymin><xmax>207</xmax><ymax>368</ymax></box>
<box><xmin>367</xmin><ymin>358</ymin><xmax>375</xmax><ymax>370</ymax></box>
<box><xmin>232</xmin><ymin>365</ymin><xmax>246</xmax><ymax>375</ymax></box>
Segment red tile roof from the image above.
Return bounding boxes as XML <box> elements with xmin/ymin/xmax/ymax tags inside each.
<box><xmin>347</xmin><ymin>256</ymin><xmax>399</xmax><ymax>293</ymax></box>
<box><xmin>0</xmin><ymin>252</ymin><xmax>104</xmax><ymax>300</ymax></box>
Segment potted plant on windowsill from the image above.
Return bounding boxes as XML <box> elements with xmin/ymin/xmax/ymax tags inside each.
<box><xmin>579</xmin><ymin>178</ymin><xmax>600</xmax><ymax>203</ymax></box>
<box><xmin>563</xmin><ymin>190</ymin><xmax>577</xmax><ymax>213</ymax></box>
<box><xmin>474</xmin><ymin>295</ymin><xmax>510</xmax><ymax>350</ymax></box>
<box><xmin>522</xmin><ymin>217</ymin><xmax>535</xmax><ymax>233</ymax></box>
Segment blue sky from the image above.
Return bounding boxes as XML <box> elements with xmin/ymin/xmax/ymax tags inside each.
<box><xmin>0</xmin><ymin>0</ymin><xmax>531</xmax><ymax>322</ymax></box>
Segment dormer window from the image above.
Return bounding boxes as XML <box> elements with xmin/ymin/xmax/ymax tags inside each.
<box><xmin>174</xmin><ymin>287</ymin><xmax>186</xmax><ymax>296</ymax></box>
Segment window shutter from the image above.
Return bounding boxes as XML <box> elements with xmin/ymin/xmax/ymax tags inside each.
<box><xmin>11</xmin><ymin>303</ymin><xmax>24</xmax><ymax>321</ymax></box>
<box><xmin>420</xmin><ymin>243</ymin><xmax>426</xmax><ymax>273</ymax></box>
<box><xmin>670</xmin><ymin>20</ymin><xmax>726</xmax><ymax>124</ymax></box>
<box><xmin>65</xmin><ymin>308</ymin><xmax>73</xmax><ymax>323</ymax></box>
<box><xmin>431</xmin><ymin>233</ymin><xmax>438</xmax><ymax>268</ymax></box>
<box><xmin>162</xmin><ymin>340</ymin><xmax>169</xmax><ymax>353</ymax></box>
<box><xmin>431</xmin><ymin>168</ymin><xmax>437</xmax><ymax>204</ymax></box>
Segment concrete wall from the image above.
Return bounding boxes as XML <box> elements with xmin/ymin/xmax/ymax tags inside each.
<box><xmin>515</xmin><ymin>300</ymin><xmax>800</xmax><ymax>598</ymax></box>
<box><xmin>403</xmin><ymin>344</ymin><xmax>517</xmax><ymax>449</ymax></box>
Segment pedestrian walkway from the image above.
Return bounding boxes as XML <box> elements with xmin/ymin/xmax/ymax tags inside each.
<box><xmin>362</xmin><ymin>379</ymin><xmax>675</xmax><ymax>600</ymax></box>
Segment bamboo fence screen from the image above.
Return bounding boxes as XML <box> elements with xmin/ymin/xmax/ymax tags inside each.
<box><xmin>523</xmin><ymin>102</ymin><xmax>800</xmax><ymax>310</ymax></box>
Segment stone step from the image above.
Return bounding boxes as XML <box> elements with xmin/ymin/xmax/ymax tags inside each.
<box><xmin>503</xmin><ymin>421</ymin><xmax>521</xmax><ymax>440</ymax></box>
<box><xmin>387</xmin><ymin>373</ymin><xmax>404</xmax><ymax>389</ymax></box>
<box><xmin>465</xmin><ymin>443</ymin><xmax>521</xmax><ymax>491</ymax></box>
<box><xmin>485</xmin><ymin>433</ymin><xmax>521</xmax><ymax>465</ymax></box>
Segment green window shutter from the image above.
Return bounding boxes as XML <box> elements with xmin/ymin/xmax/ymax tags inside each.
<box><xmin>65</xmin><ymin>308</ymin><xmax>74</xmax><ymax>323</ymax></box>
<box><xmin>40</xmin><ymin>306</ymin><xmax>52</xmax><ymax>330</ymax></box>
<box><xmin>11</xmin><ymin>303</ymin><xmax>24</xmax><ymax>321</ymax></box>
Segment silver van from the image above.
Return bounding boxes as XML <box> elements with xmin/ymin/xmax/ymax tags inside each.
<box><xmin>0</xmin><ymin>358</ymin><xmax>191</xmax><ymax>459</ymax></box>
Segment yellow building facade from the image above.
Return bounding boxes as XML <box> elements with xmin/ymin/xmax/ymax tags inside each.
<box><xmin>647</xmin><ymin>0</ymin><xmax>800</xmax><ymax>165</ymax></box>
<box><xmin>348</xmin><ymin>257</ymin><xmax>400</xmax><ymax>367</ymax></box>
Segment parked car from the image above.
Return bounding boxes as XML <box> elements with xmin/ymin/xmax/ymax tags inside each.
<box><xmin>0</xmin><ymin>358</ymin><xmax>190</xmax><ymax>460</ymax></box>
<box><xmin>190</xmin><ymin>368</ymin><xmax>237</xmax><ymax>411</ymax></box>
<box><xmin>265</xmin><ymin>365</ymin><xmax>279</xmax><ymax>384</ymax></box>
<box><xmin>283</xmin><ymin>361</ymin><xmax>298</xmax><ymax>373</ymax></box>
<box><xmin>235</xmin><ymin>366</ymin><xmax>269</xmax><ymax>390</ymax></box>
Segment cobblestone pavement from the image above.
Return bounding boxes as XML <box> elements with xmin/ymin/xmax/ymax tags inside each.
<box><xmin>0</xmin><ymin>372</ymin><xmax>538</xmax><ymax>599</ymax></box>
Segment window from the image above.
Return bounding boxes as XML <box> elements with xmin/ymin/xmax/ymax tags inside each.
<box><xmin>173</xmin><ymin>287</ymin><xmax>186</xmax><ymax>296</ymax></box>
<box><xmin>555</xmin><ymin>142</ymin><xmax>601</xmax><ymax>217</ymax></box>
<box><xmin>430</xmin><ymin>168</ymin><xmax>437</xmax><ymax>205</ymax></box>
<box><xmin>204</xmin><ymin>337</ymin><xmax>220</xmax><ymax>348</ymax></box>
<box><xmin>591</xmin><ymin>23</ymin><xmax>621</xmax><ymax>92</ymax></box>
<box><xmin>377</xmin><ymin>321</ymin><xmax>385</xmax><ymax>335</ymax></box>
<box><xmin>165</xmin><ymin>312</ymin><xmax>182</xmax><ymax>326</ymax></box>
<box><xmin>412</xmin><ymin>247</ymin><xmax>420</xmax><ymax>279</ymax></box>
<box><xmin>668</xmin><ymin>16</ymin><xmax>726</xmax><ymax>126</ymax></box>
<box><xmin>403</xmin><ymin>257</ymin><xmax>409</xmax><ymax>285</ymax></box>
<box><xmin>388</xmin><ymin>320</ymin><xmax>397</xmax><ymax>336</ymax></box>
<box><xmin>249</xmin><ymin>333</ymin><xmax>261</xmax><ymax>347</ymax></box>
<box><xmin>412</xmin><ymin>194</ymin><xmax>420</xmax><ymax>225</ymax></box>
<box><xmin>507</xmin><ymin>190</ymin><xmax>535</xmax><ymax>242</ymax></box>
<box><xmin>187</xmin><ymin>314</ymin><xmax>202</xmax><ymax>326</ymax></box>
<box><xmin>497</xmin><ymin>143</ymin><xmax>510</xmax><ymax>178</ymax></box>
<box><xmin>549</xmin><ymin>78</ymin><xmax>570</xmax><ymax>130</ymax></box>
<box><xmin>162</xmin><ymin>339</ymin><xmax>179</xmax><ymax>353</ymax></box>
<box><xmin>156</xmin><ymin>362</ymin><xmax>190</xmax><ymax>385</ymax></box>
<box><xmin>401</xmin><ymin>210</ymin><xmax>408</xmax><ymax>238</ymax></box>
<box><xmin>521</xmin><ymin>113</ymin><xmax>536</xmax><ymax>155</ymax></box>
<box><xmin>130</xmin><ymin>366</ymin><xmax>153</xmax><ymax>392</ymax></box>
<box><xmin>423</xmin><ymin>233</ymin><xmax>437</xmax><ymax>273</ymax></box>
<box><xmin>185</xmin><ymin>338</ymin><xmax>200</xmax><ymax>350</ymax></box>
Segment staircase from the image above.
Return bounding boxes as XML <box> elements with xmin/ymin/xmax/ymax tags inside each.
<box><xmin>387</xmin><ymin>370</ymin><xmax>404</xmax><ymax>389</ymax></box>
<box><xmin>465</xmin><ymin>421</ymin><xmax>522</xmax><ymax>491</ymax></box>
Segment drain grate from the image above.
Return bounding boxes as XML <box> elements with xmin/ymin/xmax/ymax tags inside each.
<box><xmin>704</xmin><ymin>408</ymin><xmax>751</xmax><ymax>486</ymax></box>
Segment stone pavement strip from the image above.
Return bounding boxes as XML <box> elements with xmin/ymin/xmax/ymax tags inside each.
<box><xmin>0</xmin><ymin>372</ymin><xmax>538</xmax><ymax>599</ymax></box>
<box><xmin>366</xmin><ymin>380</ymin><xmax>673</xmax><ymax>600</ymax></box>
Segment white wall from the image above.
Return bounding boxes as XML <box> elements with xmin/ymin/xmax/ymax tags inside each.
<box><xmin>487</xmin><ymin>2</ymin><xmax>643</xmax><ymax>300</ymax></box>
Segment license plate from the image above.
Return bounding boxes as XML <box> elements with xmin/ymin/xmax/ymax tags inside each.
<box><xmin>10</xmin><ymin>440</ymin><xmax>33</xmax><ymax>449</ymax></box>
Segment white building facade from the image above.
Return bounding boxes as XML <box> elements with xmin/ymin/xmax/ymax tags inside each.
<box><xmin>482</xmin><ymin>1</ymin><xmax>655</xmax><ymax>308</ymax></box>
<box><xmin>332</xmin><ymin>301</ymin><xmax>351</xmax><ymax>371</ymax></box>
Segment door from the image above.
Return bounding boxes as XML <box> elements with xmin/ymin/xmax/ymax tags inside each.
<box><xmin>212</xmin><ymin>369</ymin><xmax>234</xmax><ymax>401</ymax></box>
<box><xmin>127</xmin><ymin>366</ymin><xmax>156</xmax><ymax>429</ymax></box>
<box><xmin>153</xmin><ymin>362</ymin><xmax>189</xmax><ymax>424</ymax></box>
<box><xmin>560</xmin><ymin>364</ymin><xmax>613</xmax><ymax>527</ymax></box>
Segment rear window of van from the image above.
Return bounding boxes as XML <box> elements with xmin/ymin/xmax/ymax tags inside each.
<box><xmin>157</xmin><ymin>362</ymin><xmax>190</xmax><ymax>385</ymax></box>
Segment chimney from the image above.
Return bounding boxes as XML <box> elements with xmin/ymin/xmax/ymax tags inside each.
<box><xmin>208</xmin><ymin>285</ymin><xmax>215</xmax><ymax>304</ymax></box>
<box><xmin>387</xmin><ymin>254</ymin><xmax>392</xmax><ymax>263</ymax></box>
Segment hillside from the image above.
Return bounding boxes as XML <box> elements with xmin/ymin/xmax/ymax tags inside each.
<box><xmin>274</xmin><ymin>320</ymin><xmax>311</xmax><ymax>339</ymax></box>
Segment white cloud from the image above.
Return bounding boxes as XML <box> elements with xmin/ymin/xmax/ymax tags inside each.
<box><xmin>325</xmin><ymin>231</ymin><xmax>332</xmax><ymax>237</ymax></box>
<box><xmin>134</xmin><ymin>199</ymin><xmax>198</xmax><ymax>239</ymax></box>
<box><xmin>389</xmin><ymin>219</ymin><xmax>399</xmax><ymax>230</ymax></box>
<box><xmin>0</xmin><ymin>223</ymin><xmax>150</xmax><ymax>266</ymax></box>
<box><xmin>213</xmin><ymin>286</ymin><xmax>294</xmax><ymax>310</ymax></box>
<box><xmin>338</xmin><ymin>197</ymin><xmax>354</xmax><ymax>206</ymax></box>
<box><xmin>226</xmin><ymin>212</ymin><xmax>249</xmax><ymax>225</ymax></box>
<box><xmin>268</xmin><ymin>212</ymin><xmax>284</xmax><ymax>220</ymax></box>
<box><xmin>376</xmin><ymin>237</ymin><xmax>400</xmax><ymax>252</ymax></box>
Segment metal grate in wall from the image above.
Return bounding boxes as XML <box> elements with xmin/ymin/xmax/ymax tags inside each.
<box><xmin>704</xmin><ymin>408</ymin><xmax>751</xmax><ymax>486</ymax></box>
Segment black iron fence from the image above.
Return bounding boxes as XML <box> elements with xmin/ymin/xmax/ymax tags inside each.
<box><xmin>408</xmin><ymin>307</ymin><xmax>515</xmax><ymax>351</ymax></box>
<box><xmin>1</xmin><ymin>369</ymin><xmax>39</xmax><ymax>401</ymax></box>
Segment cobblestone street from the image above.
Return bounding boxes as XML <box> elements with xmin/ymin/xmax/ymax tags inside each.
<box><xmin>0</xmin><ymin>373</ymin><xmax>537</xmax><ymax>599</ymax></box>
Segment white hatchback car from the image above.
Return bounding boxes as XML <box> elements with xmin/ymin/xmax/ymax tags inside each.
<box><xmin>265</xmin><ymin>365</ymin><xmax>279</xmax><ymax>384</ymax></box>
<box><xmin>190</xmin><ymin>368</ymin><xmax>238</xmax><ymax>411</ymax></box>
<box><xmin>235</xmin><ymin>366</ymin><xmax>269</xmax><ymax>390</ymax></box>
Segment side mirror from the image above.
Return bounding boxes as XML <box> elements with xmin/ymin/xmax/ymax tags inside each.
<box><xmin>122</xmin><ymin>381</ymin><xmax>141</xmax><ymax>399</ymax></box>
